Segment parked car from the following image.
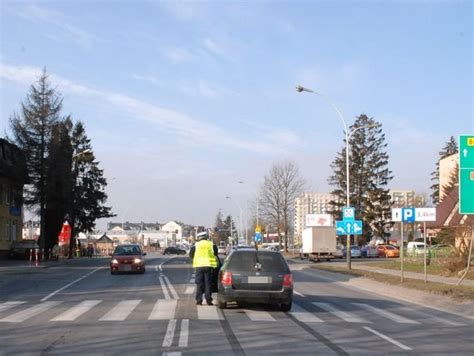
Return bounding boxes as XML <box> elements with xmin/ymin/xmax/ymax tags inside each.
<box><xmin>217</xmin><ymin>249</ymin><xmax>293</xmax><ymax>311</ymax></box>
<box><xmin>110</xmin><ymin>244</ymin><xmax>146</xmax><ymax>274</ymax></box>
<box><xmin>360</xmin><ymin>245</ymin><xmax>379</xmax><ymax>258</ymax></box>
<box><xmin>407</xmin><ymin>242</ymin><xmax>428</xmax><ymax>256</ymax></box>
<box><xmin>342</xmin><ymin>245</ymin><xmax>362</xmax><ymax>258</ymax></box>
<box><xmin>9</xmin><ymin>240</ymin><xmax>39</xmax><ymax>259</ymax></box>
<box><xmin>163</xmin><ymin>246</ymin><xmax>187</xmax><ymax>255</ymax></box>
<box><xmin>377</xmin><ymin>244</ymin><xmax>400</xmax><ymax>258</ymax></box>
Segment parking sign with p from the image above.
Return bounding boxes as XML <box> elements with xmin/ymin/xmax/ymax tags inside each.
<box><xmin>402</xmin><ymin>208</ymin><xmax>415</xmax><ymax>222</ymax></box>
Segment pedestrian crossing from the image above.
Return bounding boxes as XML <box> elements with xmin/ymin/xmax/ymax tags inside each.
<box><xmin>0</xmin><ymin>299</ymin><xmax>466</xmax><ymax>327</ymax></box>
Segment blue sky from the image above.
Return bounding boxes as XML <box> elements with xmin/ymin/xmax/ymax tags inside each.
<box><xmin>1</xmin><ymin>0</ymin><xmax>472</xmax><ymax>230</ymax></box>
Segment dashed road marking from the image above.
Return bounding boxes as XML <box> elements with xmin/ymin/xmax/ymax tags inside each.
<box><xmin>51</xmin><ymin>300</ymin><xmax>101</xmax><ymax>321</ymax></box>
<box><xmin>313</xmin><ymin>302</ymin><xmax>369</xmax><ymax>323</ymax></box>
<box><xmin>99</xmin><ymin>300</ymin><xmax>140</xmax><ymax>321</ymax></box>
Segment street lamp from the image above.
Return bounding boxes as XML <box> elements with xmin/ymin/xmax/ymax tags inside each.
<box><xmin>225</xmin><ymin>196</ymin><xmax>243</xmax><ymax>244</ymax></box>
<box><xmin>296</xmin><ymin>85</ymin><xmax>376</xmax><ymax>270</ymax></box>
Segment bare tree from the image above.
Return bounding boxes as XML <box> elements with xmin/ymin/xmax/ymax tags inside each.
<box><xmin>259</xmin><ymin>161</ymin><xmax>306</xmax><ymax>251</ymax></box>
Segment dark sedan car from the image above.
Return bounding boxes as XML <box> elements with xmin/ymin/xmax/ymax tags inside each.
<box><xmin>163</xmin><ymin>246</ymin><xmax>187</xmax><ymax>255</ymax></box>
<box><xmin>110</xmin><ymin>244</ymin><xmax>146</xmax><ymax>274</ymax></box>
<box><xmin>217</xmin><ymin>249</ymin><xmax>293</xmax><ymax>311</ymax></box>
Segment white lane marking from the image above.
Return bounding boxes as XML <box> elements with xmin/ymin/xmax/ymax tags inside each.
<box><xmin>41</xmin><ymin>267</ymin><xmax>102</xmax><ymax>302</ymax></box>
<box><xmin>99</xmin><ymin>300</ymin><xmax>140</xmax><ymax>321</ymax></box>
<box><xmin>0</xmin><ymin>301</ymin><xmax>25</xmax><ymax>313</ymax></box>
<box><xmin>159</xmin><ymin>256</ymin><xmax>177</xmax><ymax>272</ymax></box>
<box><xmin>363</xmin><ymin>326</ymin><xmax>412</xmax><ymax>351</ymax></box>
<box><xmin>197</xmin><ymin>305</ymin><xmax>224</xmax><ymax>320</ymax></box>
<box><xmin>352</xmin><ymin>303</ymin><xmax>419</xmax><ymax>324</ymax></box>
<box><xmin>51</xmin><ymin>300</ymin><xmax>102</xmax><ymax>321</ymax></box>
<box><xmin>159</xmin><ymin>276</ymin><xmax>171</xmax><ymax>300</ymax></box>
<box><xmin>189</xmin><ymin>278</ymin><xmax>195</xmax><ymax>283</ymax></box>
<box><xmin>185</xmin><ymin>285</ymin><xmax>195</xmax><ymax>294</ymax></box>
<box><xmin>313</xmin><ymin>302</ymin><xmax>369</xmax><ymax>323</ymax></box>
<box><xmin>148</xmin><ymin>299</ymin><xmax>177</xmax><ymax>320</ymax></box>
<box><xmin>179</xmin><ymin>319</ymin><xmax>189</xmax><ymax>347</ymax></box>
<box><xmin>294</xmin><ymin>291</ymin><xmax>306</xmax><ymax>298</ymax></box>
<box><xmin>164</xmin><ymin>276</ymin><xmax>179</xmax><ymax>299</ymax></box>
<box><xmin>244</xmin><ymin>310</ymin><xmax>276</xmax><ymax>322</ymax></box>
<box><xmin>405</xmin><ymin>308</ymin><xmax>466</xmax><ymax>327</ymax></box>
<box><xmin>290</xmin><ymin>303</ymin><xmax>324</xmax><ymax>323</ymax></box>
<box><xmin>162</xmin><ymin>319</ymin><xmax>177</xmax><ymax>347</ymax></box>
<box><xmin>0</xmin><ymin>301</ymin><xmax>62</xmax><ymax>323</ymax></box>
<box><xmin>163</xmin><ymin>352</ymin><xmax>181</xmax><ymax>356</ymax></box>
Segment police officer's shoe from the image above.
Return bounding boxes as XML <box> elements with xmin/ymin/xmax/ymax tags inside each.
<box><xmin>196</xmin><ymin>301</ymin><xmax>202</xmax><ymax>305</ymax></box>
<box><xmin>206</xmin><ymin>301</ymin><xmax>213</xmax><ymax>306</ymax></box>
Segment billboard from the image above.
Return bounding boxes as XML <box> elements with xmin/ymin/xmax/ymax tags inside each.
<box><xmin>306</xmin><ymin>214</ymin><xmax>332</xmax><ymax>227</ymax></box>
<box><xmin>58</xmin><ymin>221</ymin><xmax>71</xmax><ymax>245</ymax></box>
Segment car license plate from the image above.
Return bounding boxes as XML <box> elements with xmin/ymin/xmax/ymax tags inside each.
<box><xmin>247</xmin><ymin>276</ymin><xmax>271</xmax><ymax>284</ymax></box>
<box><xmin>122</xmin><ymin>265</ymin><xmax>132</xmax><ymax>272</ymax></box>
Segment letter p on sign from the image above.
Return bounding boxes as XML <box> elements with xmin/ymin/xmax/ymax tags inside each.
<box><xmin>402</xmin><ymin>208</ymin><xmax>415</xmax><ymax>222</ymax></box>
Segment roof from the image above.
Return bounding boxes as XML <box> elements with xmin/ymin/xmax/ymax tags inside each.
<box><xmin>426</xmin><ymin>186</ymin><xmax>473</xmax><ymax>228</ymax></box>
<box><xmin>96</xmin><ymin>234</ymin><xmax>113</xmax><ymax>243</ymax></box>
<box><xmin>0</xmin><ymin>139</ymin><xmax>28</xmax><ymax>183</ymax></box>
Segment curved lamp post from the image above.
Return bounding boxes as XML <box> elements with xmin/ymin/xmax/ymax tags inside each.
<box><xmin>296</xmin><ymin>85</ymin><xmax>376</xmax><ymax>270</ymax></box>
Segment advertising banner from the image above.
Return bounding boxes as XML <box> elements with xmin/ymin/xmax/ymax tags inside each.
<box><xmin>58</xmin><ymin>221</ymin><xmax>71</xmax><ymax>245</ymax></box>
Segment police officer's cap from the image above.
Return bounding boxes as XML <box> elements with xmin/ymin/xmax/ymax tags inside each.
<box><xmin>196</xmin><ymin>231</ymin><xmax>209</xmax><ymax>240</ymax></box>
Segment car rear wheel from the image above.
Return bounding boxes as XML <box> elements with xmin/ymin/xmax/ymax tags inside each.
<box><xmin>280</xmin><ymin>302</ymin><xmax>292</xmax><ymax>312</ymax></box>
<box><xmin>110</xmin><ymin>270</ymin><xmax>116</xmax><ymax>275</ymax></box>
<box><xmin>217</xmin><ymin>297</ymin><xmax>226</xmax><ymax>309</ymax></box>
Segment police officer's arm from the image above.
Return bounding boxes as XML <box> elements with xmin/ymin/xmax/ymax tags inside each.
<box><xmin>213</xmin><ymin>244</ymin><xmax>218</xmax><ymax>256</ymax></box>
<box><xmin>189</xmin><ymin>245</ymin><xmax>195</xmax><ymax>260</ymax></box>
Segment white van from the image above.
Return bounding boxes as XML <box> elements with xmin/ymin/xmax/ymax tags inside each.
<box><xmin>407</xmin><ymin>242</ymin><xmax>428</xmax><ymax>255</ymax></box>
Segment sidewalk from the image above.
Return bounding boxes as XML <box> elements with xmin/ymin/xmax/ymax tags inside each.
<box><xmin>0</xmin><ymin>255</ymin><xmax>107</xmax><ymax>269</ymax></box>
<box><xmin>351</xmin><ymin>263</ymin><xmax>474</xmax><ymax>287</ymax></box>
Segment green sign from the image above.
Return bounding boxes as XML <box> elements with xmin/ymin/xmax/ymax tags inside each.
<box><xmin>459</xmin><ymin>135</ymin><xmax>474</xmax><ymax>214</ymax></box>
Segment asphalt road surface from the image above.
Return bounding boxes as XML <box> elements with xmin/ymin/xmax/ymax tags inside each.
<box><xmin>0</xmin><ymin>252</ymin><xmax>472</xmax><ymax>355</ymax></box>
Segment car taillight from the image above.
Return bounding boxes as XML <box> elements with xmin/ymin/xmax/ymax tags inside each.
<box><xmin>283</xmin><ymin>274</ymin><xmax>293</xmax><ymax>287</ymax></box>
<box><xmin>221</xmin><ymin>271</ymin><xmax>232</xmax><ymax>286</ymax></box>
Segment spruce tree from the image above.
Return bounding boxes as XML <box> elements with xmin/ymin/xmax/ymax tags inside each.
<box><xmin>70</xmin><ymin>121</ymin><xmax>114</xmax><ymax>237</ymax></box>
<box><xmin>213</xmin><ymin>210</ymin><xmax>227</xmax><ymax>243</ymax></box>
<box><xmin>9</xmin><ymin>69</ymin><xmax>63</xmax><ymax>249</ymax></box>
<box><xmin>430</xmin><ymin>136</ymin><xmax>458</xmax><ymax>205</ymax></box>
<box><xmin>328</xmin><ymin>114</ymin><xmax>393</xmax><ymax>242</ymax></box>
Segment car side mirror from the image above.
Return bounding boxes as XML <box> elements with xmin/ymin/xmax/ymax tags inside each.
<box><xmin>143</xmin><ymin>252</ymin><xmax>147</xmax><ymax>256</ymax></box>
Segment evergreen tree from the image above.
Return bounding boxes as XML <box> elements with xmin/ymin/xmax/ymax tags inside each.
<box><xmin>9</xmin><ymin>69</ymin><xmax>63</xmax><ymax>249</ymax></box>
<box><xmin>213</xmin><ymin>210</ymin><xmax>227</xmax><ymax>243</ymax></box>
<box><xmin>70</xmin><ymin>121</ymin><xmax>114</xmax><ymax>237</ymax></box>
<box><xmin>430</xmin><ymin>136</ymin><xmax>458</xmax><ymax>205</ymax></box>
<box><xmin>328</xmin><ymin>114</ymin><xmax>393</xmax><ymax>241</ymax></box>
<box><xmin>223</xmin><ymin>215</ymin><xmax>236</xmax><ymax>241</ymax></box>
<box><xmin>45</xmin><ymin>119</ymin><xmax>73</xmax><ymax>253</ymax></box>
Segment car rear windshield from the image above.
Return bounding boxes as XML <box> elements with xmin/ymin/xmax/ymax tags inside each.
<box><xmin>226</xmin><ymin>251</ymin><xmax>288</xmax><ymax>272</ymax></box>
<box><xmin>114</xmin><ymin>246</ymin><xmax>141</xmax><ymax>255</ymax></box>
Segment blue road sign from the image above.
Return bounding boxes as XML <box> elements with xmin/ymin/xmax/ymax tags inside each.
<box><xmin>402</xmin><ymin>208</ymin><xmax>415</xmax><ymax>223</ymax></box>
<box><xmin>342</xmin><ymin>207</ymin><xmax>355</xmax><ymax>221</ymax></box>
<box><xmin>254</xmin><ymin>232</ymin><xmax>262</xmax><ymax>242</ymax></box>
<box><xmin>336</xmin><ymin>220</ymin><xmax>363</xmax><ymax>235</ymax></box>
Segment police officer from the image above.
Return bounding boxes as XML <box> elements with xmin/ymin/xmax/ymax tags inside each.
<box><xmin>189</xmin><ymin>231</ymin><xmax>218</xmax><ymax>305</ymax></box>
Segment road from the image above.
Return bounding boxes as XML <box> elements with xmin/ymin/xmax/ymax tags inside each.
<box><xmin>0</xmin><ymin>252</ymin><xmax>472</xmax><ymax>355</ymax></box>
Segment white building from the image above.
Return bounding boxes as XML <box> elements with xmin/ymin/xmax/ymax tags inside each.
<box><xmin>161</xmin><ymin>221</ymin><xmax>183</xmax><ymax>245</ymax></box>
<box><xmin>294</xmin><ymin>192</ymin><xmax>336</xmax><ymax>244</ymax></box>
<box><xmin>389</xmin><ymin>190</ymin><xmax>426</xmax><ymax>208</ymax></box>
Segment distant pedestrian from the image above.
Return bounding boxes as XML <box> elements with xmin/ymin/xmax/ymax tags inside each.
<box><xmin>189</xmin><ymin>232</ymin><xmax>218</xmax><ymax>305</ymax></box>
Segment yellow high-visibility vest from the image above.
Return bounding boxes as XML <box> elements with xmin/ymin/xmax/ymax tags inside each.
<box><xmin>193</xmin><ymin>240</ymin><xmax>217</xmax><ymax>268</ymax></box>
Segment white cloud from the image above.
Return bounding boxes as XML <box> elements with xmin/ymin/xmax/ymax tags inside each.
<box><xmin>17</xmin><ymin>5</ymin><xmax>96</xmax><ymax>49</ymax></box>
<box><xmin>0</xmin><ymin>64</ymin><xmax>288</xmax><ymax>155</ymax></box>
<box><xmin>176</xmin><ymin>79</ymin><xmax>237</xmax><ymax>98</ymax></box>
<box><xmin>162</xmin><ymin>47</ymin><xmax>193</xmax><ymax>63</ymax></box>
<box><xmin>131</xmin><ymin>74</ymin><xmax>161</xmax><ymax>86</ymax></box>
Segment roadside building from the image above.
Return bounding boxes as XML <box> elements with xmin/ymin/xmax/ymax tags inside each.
<box><xmin>294</xmin><ymin>192</ymin><xmax>336</xmax><ymax>245</ymax></box>
<box><xmin>95</xmin><ymin>233</ymin><xmax>114</xmax><ymax>256</ymax></box>
<box><xmin>161</xmin><ymin>220</ymin><xmax>183</xmax><ymax>245</ymax></box>
<box><xmin>0</xmin><ymin>139</ymin><xmax>28</xmax><ymax>258</ymax></box>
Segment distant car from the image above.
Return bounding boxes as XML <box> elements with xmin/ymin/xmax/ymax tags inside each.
<box><xmin>163</xmin><ymin>246</ymin><xmax>187</xmax><ymax>255</ymax></box>
<box><xmin>8</xmin><ymin>240</ymin><xmax>39</xmax><ymax>259</ymax></box>
<box><xmin>110</xmin><ymin>244</ymin><xmax>146</xmax><ymax>274</ymax></box>
<box><xmin>334</xmin><ymin>245</ymin><xmax>344</xmax><ymax>259</ymax></box>
<box><xmin>360</xmin><ymin>245</ymin><xmax>379</xmax><ymax>258</ymax></box>
<box><xmin>377</xmin><ymin>244</ymin><xmax>400</xmax><ymax>258</ymax></box>
<box><xmin>342</xmin><ymin>245</ymin><xmax>362</xmax><ymax>258</ymax></box>
<box><xmin>217</xmin><ymin>249</ymin><xmax>293</xmax><ymax>311</ymax></box>
<box><xmin>407</xmin><ymin>242</ymin><xmax>428</xmax><ymax>256</ymax></box>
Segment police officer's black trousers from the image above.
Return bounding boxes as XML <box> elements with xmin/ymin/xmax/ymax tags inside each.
<box><xmin>195</xmin><ymin>267</ymin><xmax>213</xmax><ymax>304</ymax></box>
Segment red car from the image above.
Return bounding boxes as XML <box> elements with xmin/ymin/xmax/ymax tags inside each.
<box><xmin>110</xmin><ymin>244</ymin><xmax>146</xmax><ymax>274</ymax></box>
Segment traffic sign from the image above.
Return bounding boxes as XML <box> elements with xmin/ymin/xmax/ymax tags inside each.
<box><xmin>391</xmin><ymin>208</ymin><xmax>402</xmax><ymax>222</ymax></box>
<box><xmin>255</xmin><ymin>225</ymin><xmax>262</xmax><ymax>233</ymax></box>
<box><xmin>401</xmin><ymin>208</ymin><xmax>415</xmax><ymax>223</ymax></box>
<box><xmin>342</xmin><ymin>207</ymin><xmax>355</xmax><ymax>221</ymax></box>
<box><xmin>460</xmin><ymin>135</ymin><xmax>474</xmax><ymax>214</ymax></box>
<box><xmin>415</xmin><ymin>208</ymin><xmax>436</xmax><ymax>222</ymax></box>
<box><xmin>254</xmin><ymin>232</ymin><xmax>262</xmax><ymax>242</ymax></box>
<box><xmin>336</xmin><ymin>220</ymin><xmax>363</xmax><ymax>235</ymax></box>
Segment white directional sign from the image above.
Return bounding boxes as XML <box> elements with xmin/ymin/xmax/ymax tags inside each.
<box><xmin>343</xmin><ymin>207</ymin><xmax>355</xmax><ymax>221</ymax></box>
<box><xmin>391</xmin><ymin>208</ymin><xmax>402</xmax><ymax>222</ymax></box>
<box><xmin>306</xmin><ymin>214</ymin><xmax>332</xmax><ymax>227</ymax></box>
<box><xmin>415</xmin><ymin>208</ymin><xmax>436</xmax><ymax>222</ymax></box>
<box><xmin>391</xmin><ymin>207</ymin><xmax>436</xmax><ymax>222</ymax></box>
